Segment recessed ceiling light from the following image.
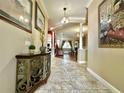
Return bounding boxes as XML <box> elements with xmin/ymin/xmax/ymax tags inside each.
<box><xmin>50</xmin><ymin>27</ymin><xmax>54</xmax><ymax>30</ymax></box>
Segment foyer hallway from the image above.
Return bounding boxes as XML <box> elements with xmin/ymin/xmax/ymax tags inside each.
<box><xmin>34</xmin><ymin>56</ymin><xmax>113</xmax><ymax>93</ymax></box>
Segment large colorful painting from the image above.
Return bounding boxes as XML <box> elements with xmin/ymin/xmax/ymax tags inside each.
<box><xmin>0</xmin><ymin>0</ymin><xmax>32</xmax><ymax>33</ymax></box>
<box><xmin>99</xmin><ymin>0</ymin><xmax>124</xmax><ymax>48</ymax></box>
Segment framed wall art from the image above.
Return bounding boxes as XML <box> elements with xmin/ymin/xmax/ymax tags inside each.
<box><xmin>35</xmin><ymin>1</ymin><xmax>45</xmax><ymax>32</ymax></box>
<box><xmin>0</xmin><ymin>0</ymin><xmax>32</xmax><ymax>33</ymax></box>
<box><xmin>98</xmin><ymin>0</ymin><xmax>124</xmax><ymax>48</ymax></box>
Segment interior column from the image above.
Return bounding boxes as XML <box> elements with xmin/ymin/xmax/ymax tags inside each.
<box><xmin>77</xmin><ymin>23</ymin><xmax>86</xmax><ymax>64</ymax></box>
<box><xmin>52</xmin><ymin>31</ymin><xmax>55</xmax><ymax>56</ymax></box>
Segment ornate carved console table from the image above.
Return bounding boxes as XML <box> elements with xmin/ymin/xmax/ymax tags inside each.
<box><xmin>16</xmin><ymin>52</ymin><xmax>51</xmax><ymax>93</ymax></box>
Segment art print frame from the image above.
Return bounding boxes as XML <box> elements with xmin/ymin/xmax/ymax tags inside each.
<box><xmin>35</xmin><ymin>1</ymin><xmax>45</xmax><ymax>32</ymax></box>
<box><xmin>0</xmin><ymin>0</ymin><xmax>32</xmax><ymax>33</ymax></box>
<box><xmin>98</xmin><ymin>0</ymin><xmax>124</xmax><ymax>48</ymax></box>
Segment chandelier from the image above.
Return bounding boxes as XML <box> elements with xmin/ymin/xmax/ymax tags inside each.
<box><xmin>61</xmin><ymin>7</ymin><xmax>69</xmax><ymax>24</ymax></box>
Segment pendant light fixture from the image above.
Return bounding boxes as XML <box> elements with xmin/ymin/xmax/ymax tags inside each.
<box><xmin>61</xmin><ymin>7</ymin><xmax>69</xmax><ymax>24</ymax></box>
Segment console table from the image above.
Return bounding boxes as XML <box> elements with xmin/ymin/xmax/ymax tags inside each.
<box><xmin>15</xmin><ymin>52</ymin><xmax>51</xmax><ymax>93</ymax></box>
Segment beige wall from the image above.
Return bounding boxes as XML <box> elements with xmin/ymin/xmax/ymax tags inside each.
<box><xmin>88</xmin><ymin>0</ymin><xmax>124</xmax><ymax>92</ymax></box>
<box><xmin>0</xmin><ymin>20</ymin><xmax>31</xmax><ymax>93</ymax></box>
<box><xmin>0</xmin><ymin>0</ymin><xmax>48</xmax><ymax>93</ymax></box>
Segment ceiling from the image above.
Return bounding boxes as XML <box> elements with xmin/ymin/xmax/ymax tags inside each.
<box><xmin>43</xmin><ymin>0</ymin><xmax>92</xmax><ymax>40</ymax></box>
<box><xmin>55</xmin><ymin>23</ymin><xmax>80</xmax><ymax>40</ymax></box>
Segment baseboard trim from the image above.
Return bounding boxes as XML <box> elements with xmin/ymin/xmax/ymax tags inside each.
<box><xmin>87</xmin><ymin>68</ymin><xmax>121</xmax><ymax>93</ymax></box>
<box><xmin>78</xmin><ymin>61</ymin><xmax>86</xmax><ymax>64</ymax></box>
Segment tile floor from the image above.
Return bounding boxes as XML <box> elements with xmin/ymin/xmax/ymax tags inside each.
<box><xmin>34</xmin><ymin>56</ymin><xmax>113</xmax><ymax>93</ymax></box>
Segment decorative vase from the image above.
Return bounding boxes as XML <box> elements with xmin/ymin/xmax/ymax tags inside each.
<box><xmin>40</xmin><ymin>47</ymin><xmax>46</xmax><ymax>53</ymax></box>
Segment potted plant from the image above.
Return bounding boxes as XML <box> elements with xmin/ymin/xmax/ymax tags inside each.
<box><xmin>29</xmin><ymin>44</ymin><xmax>35</xmax><ymax>54</ymax></box>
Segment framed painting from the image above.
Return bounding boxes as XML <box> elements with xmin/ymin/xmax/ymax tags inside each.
<box><xmin>35</xmin><ymin>1</ymin><xmax>45</xmax><ymax>32</ymax></box>
<box><xmin>0</xmin><ymin>0</ymin><xmax>32</xmax><ymax>33</ymax></box>
<box><xmin>98</xmin><ymin>0</ymin><xmax>124</xmax><ymax>48</ymax></box>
